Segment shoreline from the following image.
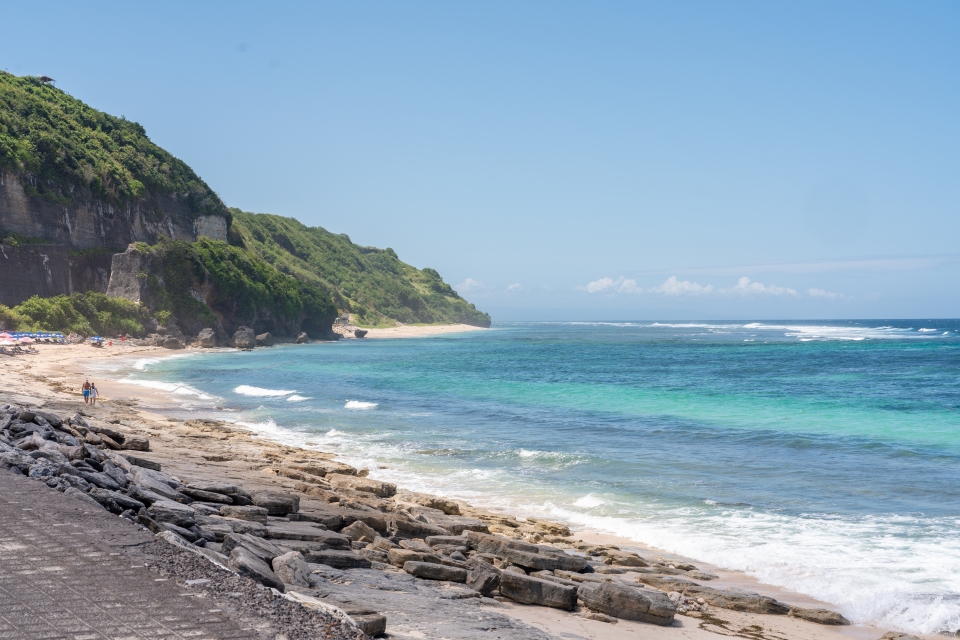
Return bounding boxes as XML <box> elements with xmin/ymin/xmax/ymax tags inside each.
<box><xmin>335</xmin><ymin>322</ymin><xmax>488</xmax><ymax>339</ymax></box>
<box><xmin>1</xmin><ymin>342</ymin><xmax>931</xmax><ymax>640</ymax></box>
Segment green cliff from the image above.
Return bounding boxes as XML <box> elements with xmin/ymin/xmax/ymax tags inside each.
<box><xmin>0</xmin><ymin>72</ymin><xmax>489</xmax><ymax>336</ymax></box>
<box><xmin>230</xmin><ymin>211</ymin><xmax>491</xmax><ymax>328</ymax></box>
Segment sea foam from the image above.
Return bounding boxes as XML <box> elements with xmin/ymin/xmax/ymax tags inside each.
<box><xmin>345</xmin><ymin>400</ymin><xmax>378</xmax><ymax>410</ymax></box>
<box><xmin>234</xmin><ymin>385</ymin><xmax>295</xmax><ymax>397</ymax></box>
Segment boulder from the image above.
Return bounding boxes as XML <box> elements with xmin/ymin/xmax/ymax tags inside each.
<box><xmin>219</xmin><ymin>505</ymin><xmax>269</xmax><ymax>523</ymax></box>
<box><xmin>181</xmin><ymin>487</ymin><xmax>232</xmax><ymax>504</ymax></box>
<box><xmin>162</xmin><ymin>336</ymin><xmax>183</xmax><ymax>349</ymax></box>
<box><xmin>272</xmin><ymin>551</ymin><xmax>311</xmax><ymax>587</ymax></box>
<box><xmin>341</xmin><ymin>520</ymin><xmax>378</xmax><ymax>542</ymax></box>
<box><xmin>304</xmin><ymin>549</ymin><xmax>371</xmax><ymax>569</ymax></box>
<box><xmin>414</xmin><ymin>496</ymin><xmax>460</xmax><ymax>515</ymax></box>
<box><xmin>788</xmin><ymin>607</ymin><xmax>851</xmax><ymax>625</ymax></box>
<box><xmin>354</xmin><ymin>329</ymin><xmax>368</xmax><ymax>338</ymax></box>
<box><xmin>499</xmin><ymin>571</ymin><xmax>578</xmax><ymax>610</ymax></box>
<box><xmin>251</xmin><ymin>490</ymin><xmax>299</xmax><ymax>515</ymax></box>
<box><xmin>388</xmin><ymin>548</ymin><xmax>442</xmax><ymax>568</ymax></box>
<box><xmin>327</xmin><ymin>474</ymin><xmax>396</xmax><ymax>498</ymax></box>
<box><xmin>232</xmin><ymin>326</ymin><xmax>256</xmax><ymax>349</ymax></box>
<box><xmin>579</xmin><ymin>582</ymin><xmax>676</xmax><ymax>626</ymax></box>
<box><xmin>880</xmin><ymin>634</ymin><xmax>922</xmax><ymax>640</ymax></box>
<box><xmin>675</xmin><ymin>584</ymin><xmax>789</xmax><ymax>615</ymax></box>
<box><xmin>88</xmin><ymin>488</ymin><xmax>144</xmax><ymax>513</ymax></box>
<box><xmin>256</xmin><ymin>332</ymin><xmax>275</xmax><ymax>347</ymax></box>
<box><xmin>392</xmin><ymin>514</ymin><xmax>450</xmax><ymax>538</ymax></box>
<box><xmin>190</xmin><ymin>483</ymin><xmax>251</xmax><ymax>499</ymax></box>
<box><xmin>467</xmin><ymin>531</ymin><xmax>587</xmax><ymax>572</ymax></box>
<box><xmin>147</xmin><ymin>500</ymin><xmax>197</xmax><ymax>528</ymax></box>
<box><xmin>64</xmin><ymin>486</ymin><xmax>102</xmax><ymax>508</ymax></box>
<box><xmin>228</xmin><ymin>547</ymin><xmax>285</xmax><ymax>591</ymax></box>
<box><xmin>120</xmin><ymin>435</ymin><xmax>150</xmax><ymax>452</ymax></box>
<box><xmin>196</xmin><ymin>328</ymin><xmax>217</xmax><ymax>348</ymax></box>
<box><xmin>264</xmin><ymin>522</ymin><xmax>350</xmax><ymax>547</ymax></box>
<box><xmin>466</xmin><ymin>562</ymin><xmax>501</xmax><ymax>595</ymax></box>
<box><xmin>296</xmin><ymin>332</ymin><xmax>309</xmax><ymax>344</ymax></box>
<box><xmin>403</xmin><ymin>561</ymin><xmax>467</xmax><ymax>583</ymax></box>
<box><xmin>222</xmin><ymin>532</ymin><xmax>286</xmax><ymax>564</ymax></box>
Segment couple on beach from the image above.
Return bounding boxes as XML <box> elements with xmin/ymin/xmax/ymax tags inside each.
<box><xmin>81</xmin><ymin>379</ymin><xmax>99</xmax><ymax>405</ymax></box>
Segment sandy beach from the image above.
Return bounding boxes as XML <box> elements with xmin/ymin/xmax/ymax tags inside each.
<box><xmin>0</xmin><ymin>339</ymin><xmax>929</xmax><ymax>640</ymax></box>
<box><xmin>335</xmin><ymin>322</ymin><xmax>488</xmax><ymax>339</ymax></box>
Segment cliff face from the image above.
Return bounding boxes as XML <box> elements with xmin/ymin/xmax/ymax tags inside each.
<box><xmin>0</xmin><ymin>243</ymin><xmax>115</xmax><ymax>307</ymax></box>
<box><xmin>0</xmin><ymin>170</ymin><xmax>227</xmax><ymax>249</ymax></box>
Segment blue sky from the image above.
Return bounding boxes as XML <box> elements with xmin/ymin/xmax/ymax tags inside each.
<box><xmin>4</xmin><ymin>2</ymin><xmax>958</xmax><ymax>319</ymax></box>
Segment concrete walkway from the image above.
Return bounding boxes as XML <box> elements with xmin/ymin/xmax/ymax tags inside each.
<box><xmin>0</xmin><ymin>470</ymin><xmax>255</xmax><ymax>640</ymax></box>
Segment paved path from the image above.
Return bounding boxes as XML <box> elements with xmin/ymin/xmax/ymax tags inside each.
<box><xmin>0</xmin><ymin>471</ymin><xmax>255</xmax><ymax>640</ymax></box>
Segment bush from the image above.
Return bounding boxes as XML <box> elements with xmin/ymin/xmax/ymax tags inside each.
<box><xmin>9</xmin><ymin>292</ymin><xmax>154</xmax><ymax>337</ymax></box>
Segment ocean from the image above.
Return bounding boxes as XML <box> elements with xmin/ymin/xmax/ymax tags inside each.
<box><xmin>108</xmin><ymin>321</ymin><xmax>960</xmax><ymax>635</ymax></box>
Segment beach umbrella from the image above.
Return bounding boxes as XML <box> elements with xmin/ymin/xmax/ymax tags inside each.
<box><xmin>0</xmin><ymin>333</ymin><xmax>11</xmax><ymax>339</ymax></box>
<box><xmin>18</xmin><ymin>337</ymin><xmax>35</xmax><ymax>344</ymax></box>
<box><xmin>0</xmin><ymin>340</ymin><xmax>15</xmax><ymax>346</ymax></box>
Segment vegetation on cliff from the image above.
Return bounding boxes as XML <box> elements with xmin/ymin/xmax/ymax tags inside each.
<box><xmin>0</xmin><ymin>73</ymin><xmax>489</xmax><ymax>331</ymax></box>
<box><xmin>230</xmin><ymin>211</ymin><xmax>491</xmax><ymax>327</ymax></box>
<box><xmin>0</xmin><ymin>72</ymin><xmax>226</xmax><ymax>217</ymax></box>
<box><xmin>133</xmin><ymin>237</ymin><xmax>338</xmax><ymax>338</ymax></box>
<box><xmin>0</xmin><ymin>292</ymin><xmax>156</xmax><ymax>336</ymax></box>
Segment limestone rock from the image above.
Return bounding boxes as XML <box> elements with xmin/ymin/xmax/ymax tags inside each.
<box><xmin>256</xmin><ymin>332</ymin><xmax>275</xmax><ymax>347</ymax></box>
<box><xmin>232</xmin><ymin>326</ymin><xmax>256</xmax><ymax>349</ymax></box>
<box><xmin>341</xmin><ymin>520</ymin><xmax>378</xmax><ymax>542</ymax></box>
<box><xmin>222</xmin><ymin>532</ymin><xmax>286</xmax><ymax>564</ymax></box>
<box><xmin>273</xmin><ymin>551</ymin><xmax>311</xmax><ymax>587</ymax></box>
<box><xmin>228</xmin><ymin>547</ymin><xmax>285</xmax><ymax>591</ymax></box>
<box><xmin>466</xmin><ymin>563</ymin><xmax>501</xmax><ymax>596</ymax></box>
<box><xmin>190</xmin><ymin>483</ymin><xmax>251</xmax><ymax>499</ymax></box>
<box><xmin>196</xmin><ymin>328</ymin><xmax>217</xmax><ymax>348</ymax></box>
<box><xmin>414</xmin><ymin>495</ymin><xmax>460</xmax><ymax>515</ymax></box>
<box><xmin>120</xmin><ymin>435</ymin><xmax>150</xmax><ymax>452</ymax></box>
<box><xmin>499</xmin><ymin>571</ymin><xmax>578</xmax><ymax>610</ymax></box>
<box><xmin>388</xmin><ymin>548</ymin><xmax>442</xmax><ymax>567</ymax></box>
<box><xmin>251</xmin><ymin>490</ymin><xmax>299</xmax><ymax>515</ymax></box>
<box><xmin>467</xmin><ymin>531</ymin><xmax>587</xmax><ymax>572</ymax></box>
<box><xmin>64</xmin><ymin>486</ymin><xmax>101</xmax><ymax>508</ymax></box>
<box><xmin>392</xmin><ymin>514</ymin><xmax>450</xmax><ymax>538</ymax></box>
<box><xmin>579</xmin><ymin>582</ymin><xmax>676</xmax><ymax>626</ymax></box>
<box><xmin>327</xmin><ymin>474</ymin><xmax>397</xmax><ymax>498</ymax></box>
<box><xmin>296</xmin><ymin>332</ymin><xmax>309</xmax><ymax>344</ymax></box>
<box><xmin>403</xmin><ymin>561</ymin><xmax>468</xmax><ymax>583</ymax></box>
<box><xmin>181</xmin><ymin>486</ymin><xmax>232</xmax><ymax>503</ymax></box>
<box><xmin>264</xmin><ymin>522</ymin><xmax>350</xmax><ymax>547</ymax></box>
<box><xmin>162</xmin><ymin>336</ymin><xmax>183</xmax><ymax>349</ymax></box>
<box><xmin>304</xmin><ymin>549</ymin><xmax>372</xmax><ymax>569</ymax></box>
<box><xmin>147</xmin><ymin>500</ymin><xmax>197</xmax><ymax>528</ymax></box>
<box><xmin>789</xmin><ymin>607</ymin><xmax>851</xmax><ymax>625</ymax></box>
<box><xmin>219</xmin><ymin>505</ymin><xmax>269</xmax><ymax>523</ymax></box>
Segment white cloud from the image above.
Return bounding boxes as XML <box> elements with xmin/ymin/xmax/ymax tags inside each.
<box><xmin>722</xmin><ymin>276</ymin><xmax>797</xmax><ymax>296</ymax></box>
<box><xmin>652</xmin><ymin>276</ymin><xmax>713</xmax><ymax>295</ymax></box>
<box><xmin>808</xmin><ymin>288</ymin><xmax>841</xmax><ymax>299</ymax></box>
<box><xmin>585</xmin><ymin>276</ymin><xmax>640</xmax><ymax>294</ymax></box>
<box><xmin>456</xmin><ymin>278</ymin><xmax>483</xmax><ymax>293</ymax></box>
<box><xmin>507</xmin><ymin>283</ymin><xmax>522</xmax><ymax>291</ymax></box>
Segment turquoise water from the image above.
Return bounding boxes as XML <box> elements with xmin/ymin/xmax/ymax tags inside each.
<box><xmin>115</xmin><ymin>321</ymin><xmax>960</xmax><ymax>634</ymax></box>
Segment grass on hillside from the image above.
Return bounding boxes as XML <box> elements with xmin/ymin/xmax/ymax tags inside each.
<box><xmin>0</xmin><ymin>72</ymin><xmax>226</xmax><ymax>218</ymax></box>
<box><xmin>230</xmin><ymin>210</ymin><xmax>491</xmax><ymax>327</ymax></box>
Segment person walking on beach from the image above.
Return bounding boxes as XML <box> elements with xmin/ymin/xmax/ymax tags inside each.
<box><xmin>81</xmin><ymin>379</ymin><xmax>90</xmax><ymax>405</ymax></box>
<box><xmin>89</xmin><ymin>383</ymin><xmax>99</xmax><ymax>406</ymax></box>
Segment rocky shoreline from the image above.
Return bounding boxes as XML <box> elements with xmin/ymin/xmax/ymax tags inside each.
<box><xmin>0</xmin><ymin>343</ymin><xmax>933</xmax><ymax>640</ymax></box>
